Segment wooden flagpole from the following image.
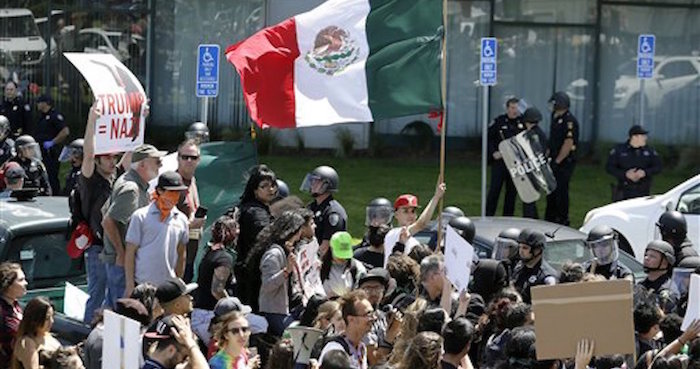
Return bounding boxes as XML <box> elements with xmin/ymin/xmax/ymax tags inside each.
<box><xmin>435</xmin><ymin>0</ymin><xmax>448</xmax><ymax>253</ymax></box>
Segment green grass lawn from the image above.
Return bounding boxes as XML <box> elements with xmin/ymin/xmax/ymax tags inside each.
<box><xmin>262</xmin><ymin>154</ymin><xmax>695</xmax><ymax>238</ymax></box>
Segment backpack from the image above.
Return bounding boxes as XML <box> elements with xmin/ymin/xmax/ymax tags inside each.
<box><xmin>309</xmin><ymin>334</ymin><xmax>351</xmax><ymax>360</ymax></box>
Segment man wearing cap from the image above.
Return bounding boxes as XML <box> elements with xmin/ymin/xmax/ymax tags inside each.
<box><xmin>102</xmin><ymin>143</ymin><xmax>166</xmax><ymax>307</ymax></box>
<box><xmin>35</xmin><ymin>94</ymin><xmax>69</xmax><ymax>194</ymax></box>
<box><xmin>0</xmin><ymin>162</ymin><xmax>25</xmax><ymax>198</ymax></box>
<box><xmin>358</xmin><ymin>268</ymin><xmax>401</xmax><ymax>364</ymax></box>
<box><xmin>546</xmin><ymin>91</ymin><xmax>579</xmax><ymax>226</ymax></box>
<box><xmin>142</xmin><ymin>314</ymin><xmax>208</xmax><ymax>369</ymax></box>
<box><xmin>384</xmin><ymin>178</ymin><xmax>446</xmax><ymax>261</ymax></box>
<box><xmin>124</xmin><ymin>171</ymin><xmax>190</xmax><ymax>296</ymax></box>
<box><xmin>606</xmin><ymin>125</ymin><xmax>662</xmax><ymax>201</ymax></box>
<box><xmin>511</xmin><ymin>229</ymin><xmax>558</xmax><ymax>304</ymax></box>
<box><xmin>156</xmin><ymin>278</ymin><xmax>197</xmax><ymax>317</ymax></box>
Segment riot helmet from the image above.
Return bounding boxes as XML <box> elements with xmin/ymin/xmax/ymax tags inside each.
<box><xmin>522</xmin><ymin>107</ymin><xmax>542</xmax><ymax>124</ymax></box>
<box><xmin>15</xmin><ymin>135</ymin><xmax>41</xmax><ymax>160</ymax></box>
<box><xmin>300</xmin><ymin>165</ymin><xmax>339</xmax><ymax>195</ymax></box>
<box><xmin>276</xmin><ymin>179</ymin><xmax>290</xmax><ymax>199</ymax></box>
<box><xmin>656</xmin><ymin>211</ymin><xmax>688</xmax><ymax>246</ymax></box>
<box><xmin>586</xmin><ymin>225</ymin><xmax>619</xmax><ymax>265</ymax></box>
<box><xmin>492</xmin><ymin>228</ymin><xmax>521</xmax><ymax>262</ymax></box>
<box><xmin>59</xmin><ymin>138</ymin><xmax>84</xmax><ymax>162</ymax></box>
<box><xmin>449</xmin><ymin>216</ymin><xmax>475</xmax><ymax>244</ymax></box>
<box><xmin>644</xmin><ymin>240</ymin><xmax>676</xmax><ymax>272</ymax></box>
<box><xmin>548</xmin><ymin>91</ymin><xmax>570</xmax><ymax>111</ymax></box>
<box><xmin>365</xmin><ymin>197</ymin><xmax>393</xmax><ymax>227</ymax></box>
<box><xmin>517</xmin><ymin>229</ymin><xmax>546</xmax><ymax>261</ymax></box>
<box><xmin>0</xmin><ymin>115</ymin><xmax>9</xmax><ymax>141</ymax></box>
<box><xmin>185</xmin><ymin>122</ymin><xmax>210</xmax><ymax>143</ymax></box>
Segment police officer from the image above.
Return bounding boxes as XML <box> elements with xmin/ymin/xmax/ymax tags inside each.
<box><xmin>639</xmin><ymin>240</ymin><xmax>676</xmax><ymax>312</ymax></box>
<box><xmin>301</xmin><ymin>165</ymin><xmax>347</xmax><ymax>257</ymax></box>
<box><xmin>521</xmin><ymin>107</ymin><xmax>548</xmax><ymax>219</ymax></box>
<box><xmin>427</xmin><ymin>205</ymin><xmax>464</xmax><ymax>249</ymax></box>
<box><xmin>583</xmin><ymin>225</ymin><xmax>633</xmax><ymax>280</ymax></box>
<box><xmin>449</xmin><ymin>216</ymin><xmax>475</xmax><ymax>244</ymax></box>
<box><xmin>0</xmin><ymin>115</ymin><xmax>14</xmax><ymax>166</ymax></box>
<box><xmin>354</xmin><ymin>197</ymin><xmax>394</xmax><ymax>269</ymax></box>
<box><xmin>185</xmin><ymin>121</ymin><xmax>210</xmax><ymax>144</ymax></box>
<box><xmin>545</xmin><ymin>91</ymin><xmax>579</xmax><ymax>226</ymax></box>
<box><xmin>657</xmin><ymin>210</ymin><xmax>697</xmax><ymax>266</ymax></box>
<box><xmin>10</xmin><ymin>135</ymin><xmax>51</xmax><ymax>195</ymax></box>
<box><xmin>492</xmin><ymin>227</ymin><xmax>521</xmax><ymax>274</ymax></box>
<box><xmin>0</xmin><ymin>81</ymin><xmax>32</xmax><ymax>138</ymax></box>
<box><xmin>35</xmin><ymin>94</ymin><xmax>69</xmax><ymax>195</ymax></box>
<box><xmin>606</xmin><ymin>125</ymin><xmax>662</xmax><ymax>201</ymax></box>
<box><xmin>512</xmin><ymin>229</ymin><xmax>558</xmax><ymax>304</ymax></box>
<box><xmin>486</xmin><ymin>97</ymin><xmax>524</xmax><ymax>216</ymax></box>
<box><xmin>61</xmin><ymin>138</ymin><xmax>84</xmax><ymax>195</ymax></box>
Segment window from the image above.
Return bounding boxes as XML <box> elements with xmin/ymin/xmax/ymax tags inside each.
<box><xmin>658</xmin><ymin>61</ymin><xmax>698</xmax><ymax>79</ymax></box>
<box><xmin>6</xmin><ymin>232</ymin><xmax>85</xmax><ymax>289</ymax></box>
<box><xmin>677</xmin><ymin>184</ymin><xmax>700</xmax><ymax>215</ymax></box>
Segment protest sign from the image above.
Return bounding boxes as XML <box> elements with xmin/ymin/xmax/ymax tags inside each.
<box><xmin>443</xmin><ymin>225</ymin><xmax>474</xmax><ymax>293</ymax></box>
<box><xmin>682</xmin><ymin>274</ymin><xmax>700</xmax><ymax>331</ymax></box>
<box><xmin>532</xmin><ymin>280</ymin><xmax>635</xmax><ymax>360</ymax></box>
<box><xmin>499</xmin><ymin>130</ymin><xmax>557</xmax><ymax>203</ymax></box>
<box><xmin>102</xmin><ymin>310</ymin><xmax>142</xmax><ymax>369</ymax></box>
<box><xmin>63</xmin><ymin>282</ymin><xmax>89</xmax><ymax>321</ymax></box>
<box><xmin>383</xmin><ymin>227</ymin><xmax>420</xmax><ymax>268</ymax></box>
<box><xmin>64</xmin><ymin>53</ymin><xmax>147</xmax><ymax>154</ymax></box>
<box><xmin>297</xmin><ymin>239</ymin><xmax>325</xmax><ymax>303</ymax></box>
<box><xmin>287</xmin><ymin>326</ymin><xmax>324</xmax><ymax>365</ymax></box>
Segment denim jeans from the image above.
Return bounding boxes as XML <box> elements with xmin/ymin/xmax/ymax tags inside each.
<box><xmin>105</xmin><ymin>263</ymin><xmax>125</xmax><ymax>309</ymax></box>
<box><xmin>83</xmin><ymin>245</ymin><xmax>107</xmax><ymax>323</ymax></box>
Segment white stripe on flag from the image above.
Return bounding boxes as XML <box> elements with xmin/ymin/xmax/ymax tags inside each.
<box><xmin>294</xmin><ymin>0</ymin><xmax>373</xmax><ymax>127</ymax></box>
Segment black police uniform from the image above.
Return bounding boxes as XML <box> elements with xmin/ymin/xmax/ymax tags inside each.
<box><xmin>486</xmin><ymin>114</ymin><xmax>524</xmax><ymax>216</ymax></box>
<box><xmin>638</xmin><ymin>273</ymin><xmax>677</xmax><ymax>314</ymax></box>
<box><xmin>35</xmin><ymin>108</ymin><xmax>66</xmax><ymax>195</ymax></box>
<box><xmin>583</xmin><ymin>260</ymin><xmax>633</xmax><ymax>280</ymax></box>
<box><xmin>512</xmin><ymin>258</ymin><xmax>558</xmax><ymax>304</ymax></box>
<box><xmin>0</xmin><ymin>97</ymin><xmax>32</xmax><ymax>137</ymax></box>
<box><xmin>9</xmin><ymin>156</ymin><xmax>51</xmax><ymax>196</ymax></box>
<box><xmin>673</xmin><ymin>239</ymin><xmax>698</xmax><ymax>267</ymax></box>
<box><xmin>545</xmin><ymin>110</ymin><xmax>579</xmax><ymax>225</ymax></box>
<box><xmin>606</xmin><ymin>142</ymin><xmax>662</xmax><ymax>201</ymax></box>
<box><xmin>308</xmin><ymin>195</ymin><xmax>347</xmax><ymax>244</ymax></box>
<box><xmin>0</xmin><ymin>138</ymin><xmax>13</xmax><ymax>166</ymax></box>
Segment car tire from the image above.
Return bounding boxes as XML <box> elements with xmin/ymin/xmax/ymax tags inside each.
<box><xmin>616</xmin><ymin>231</ymin><xmax>634</xmax><ymax>257</ymax></box>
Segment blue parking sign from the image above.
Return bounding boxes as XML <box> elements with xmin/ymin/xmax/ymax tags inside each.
<box><xmin>480</xmin><ymin>38</ymin><xmax>497</xmax><ymax>86</ymax></box>
<box><xmin>637</xmin><ymin>35</ymin><xmax>655</xmax><ymax>80</ymax></box>
<box><xmin>196</xmin><ymin>44</ymin><xmax>220</xmax><ymax>97</ymax></box>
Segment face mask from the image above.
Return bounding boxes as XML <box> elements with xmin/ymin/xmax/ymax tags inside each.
<box><xmin>153</xmin><ymin>190</ymin><xmax>180</xmax><ymax>221</ymax></box>
<box><xmin>368</xmin><ymin>227</ymin><xmax>386</xmax><ymax>246</ymax></box>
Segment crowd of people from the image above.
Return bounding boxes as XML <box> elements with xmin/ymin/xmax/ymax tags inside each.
<box><xmin>0</xmin><ymin>97</ymin><xmax>697</xmax><ymax>369</ymax></box>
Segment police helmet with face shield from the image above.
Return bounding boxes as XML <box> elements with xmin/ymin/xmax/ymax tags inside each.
<box><xmin>59</xmin><ymin>138</ymin><xmax>84</xmax><ymax>162</ymax></box>
<box><xmin>586</xmin><ymin>225</ymin><xmax>619</xmax><ymax>265</ymax></box>
<box><xmin>300</xmin><ymin>165</ymin><xmax>339</xmax><ymax>195</ymax></box>
<box><xmin>0</xmin><ymin>115</ymin><xmax>9</xmax><ymax>141</ymax></box>
<box><xmin>365</xmin><ymin>197</ymin><xmax>393</xmax><ymax>227</ymax></box>
<box><xmin>492</xmin><ymin>228</ymin><xmax>521</xmax><ymax>262</ymax></box>
<box><xmin>185</xmin><ymin>122</ymin><xmax>210</xmax><ymax>143</ymax></box>
<box><xmin>449</xmin><ymin>216</ymin><xmax>475</xmax><ymax>244</ymax></box>
<box><xmin>15</xmin><ymin>135</ymin><xmax>41</xmax><ymax>160</ymax></box>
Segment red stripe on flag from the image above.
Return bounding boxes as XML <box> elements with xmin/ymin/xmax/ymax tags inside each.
<box><xmin>226</xmin><ymin>18</ymin><xmax>299</xmax><ymax>129</ymax></box>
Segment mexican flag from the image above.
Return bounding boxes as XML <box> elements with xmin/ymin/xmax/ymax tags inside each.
<box><xmin>226</xmin><ymin>0</ymin><xmax>443</xmax><ymax>128</ymax></box>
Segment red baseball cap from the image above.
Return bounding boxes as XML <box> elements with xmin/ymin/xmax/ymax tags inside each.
<box><xmin>394</xmin><ymin>194</ymin><xmax>419</xmax><ymax>209</ymax></box>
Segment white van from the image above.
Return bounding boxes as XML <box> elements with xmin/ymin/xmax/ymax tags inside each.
<box><xmin>0</xmin><ymin>8</ymin><xmax>48</xmax><ymax>66</ymax></box>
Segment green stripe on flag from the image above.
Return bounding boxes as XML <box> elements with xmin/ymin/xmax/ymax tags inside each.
<box><xmin>366</xmin><ymin>0</ymin><xmax>443</xmax><ymax>120</ymax></box>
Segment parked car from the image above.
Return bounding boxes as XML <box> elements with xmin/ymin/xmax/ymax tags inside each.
<box><xmin>581</xmin><ymin>174</ymin><xmax>700</xmax><ymax>262</ymax></box>
<box><xmin>0</xmin><ymin>8</ymin><xmax>48</xmax><ymax>67</ymax></box>
<box><xmin>77</xmin><ymin>28</ymin><xmax>143</xmax><ymax>63</ymax></box>
<box><xmin>415</xmin><ymin>216</ymin><xmax>646</xmax><ymax>281</ymax></box>
<box><xmin>0</xmin><ymin>194</ymin><xmax>90</xmax><ymax>344</ymax></box>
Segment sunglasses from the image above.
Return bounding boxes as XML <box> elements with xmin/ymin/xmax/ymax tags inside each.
<box><xmin>179</xmin><ymin>154</ymin><xmax>200</xmax><ymax>161</ymax></box>
<box><xmin>228</xmin><ymin>326</ymin><xmax>250</xmax><ymax>335</ymax></box>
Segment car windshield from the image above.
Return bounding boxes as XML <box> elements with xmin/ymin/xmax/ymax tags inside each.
<box><xmin>544</xmin><ymin>239</ymin><xmax>646</xmax><ymax>281</ymax></box>
<box><xmin>0</xmin><ymin>15</ymin><xmax>40</xmax><ymax>38</ymax></box>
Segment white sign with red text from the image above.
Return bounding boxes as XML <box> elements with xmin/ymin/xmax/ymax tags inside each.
<box><xmin>64</xmin><ymin>53</ymin><xmax>147</xmax><ymax>154</ymax></box>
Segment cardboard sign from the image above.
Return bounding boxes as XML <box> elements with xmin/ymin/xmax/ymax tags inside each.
<box><xmin>532</xmin><ymin>280</ymin><xmax>635</xmax><ymax>360</ymax></box>
<box><xmin>102</xmin><ymin>310</ymin><xmax>142</xmax><ymax>369</ymax></box>
<box><xmin>444</xmin><ymin>225</ymin><xmax>474</xmax><ymax>293</ymax></box>
<box><xmin>297</xmin><ymin>239</ymin><xmax>325</xmax><ymax>303</ymax></box>
<box><xmin>64</xmin><ymin>53</ymin><xmax>147</xmax><ymax>154</ymax></box>
<box><xmin>682</xmin><ymin>274</ymin><xmax>700</xmax><ymax>331</ymax></box>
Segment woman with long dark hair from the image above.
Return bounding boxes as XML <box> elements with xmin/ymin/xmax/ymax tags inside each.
<box><xmin>12</xmin><ymin>297</ymin><xmax>61</xmax><ymax>369</ymax></box>
<box><xmin>1</xmin><ymin>262</ymin><xmax>27</xmax><ymax>367</ymax></box>
<box><xmin>234</xmin><ymin>165</ymin><xmax>278</xmax><ymax>306</ymax></box>
<box><xmin>245</xmin><ymin>211</ymin><xmax>305</xmax><ymax>336</ymax></box>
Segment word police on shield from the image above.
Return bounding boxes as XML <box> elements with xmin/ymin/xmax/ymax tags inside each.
<box><xmin>499</xmin><ymin>130</ymin><xmax>557</xmax><ymax>203</ymax></box>
<box><xmin>64</xmin><ymin>53</ymin><xmax>147</xmax><ymax>154</ymax></box>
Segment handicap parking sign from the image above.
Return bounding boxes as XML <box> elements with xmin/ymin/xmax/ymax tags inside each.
<box><xmin>637</xmin><ymin>35</ymin><xmax>655</xmax><ymax>80</ymax></box>
<box><xmin>480</xmin><ymin>38</ymin><xmax>497</xmax><ymax>86</ymax></box>
<box><xmin>196</xmin><ymin>44</ymin><xmax>220</xmax><ymax>97</ymax></box>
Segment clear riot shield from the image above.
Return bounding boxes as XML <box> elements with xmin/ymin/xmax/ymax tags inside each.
<box><xmin>498</xmin><ymin>130</ymin><xmax>557</xmax><ymax>203</ymax></box>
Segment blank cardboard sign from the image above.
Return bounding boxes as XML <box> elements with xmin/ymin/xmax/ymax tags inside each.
<box><xmin>532</xmin><ymin>280</ymin><xmax>635</xmax><ymax>360</ymax></box>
